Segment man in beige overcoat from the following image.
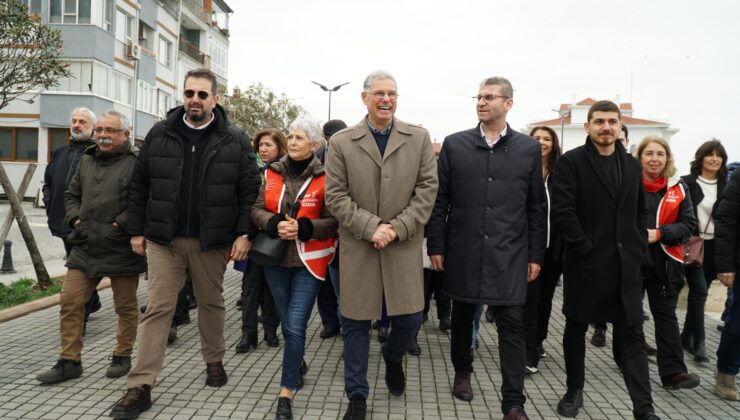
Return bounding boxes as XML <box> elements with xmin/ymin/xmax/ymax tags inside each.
<box><xmin>325</xmin><ymin>70</ymin><xmax>438</xmax><ymax>420</ymax></box>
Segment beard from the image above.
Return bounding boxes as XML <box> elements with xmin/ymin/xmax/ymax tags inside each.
<box><xmin>186</xmin><ymin>108</ymin><xmax>207</xmax><ymax>122</ymax></box>
<box><xmin>70</xmin><ymin>128</ymin><xmax>93</xmax><ymax>142</ymax></box>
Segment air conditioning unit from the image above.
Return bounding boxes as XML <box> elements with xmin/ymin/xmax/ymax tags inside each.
<box><xmin>126</xmin><ymin>41</ymin><xmax>141</xmax><ymax>60</ymax></box>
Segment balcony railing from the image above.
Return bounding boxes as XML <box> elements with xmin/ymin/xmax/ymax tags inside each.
<box><xmin>179</xmin><ymin>39</ymin><xmax>205</xmax><ymax>64</ymax></box>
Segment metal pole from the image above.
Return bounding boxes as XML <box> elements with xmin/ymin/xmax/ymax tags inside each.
<box><xmin>328</xmin><ymin>90</ymin><xmax>332</xmax><ymax>121</ymax></box>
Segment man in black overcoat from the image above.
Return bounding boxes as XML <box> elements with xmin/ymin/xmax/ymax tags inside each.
<box><xmin>550</xmin><ymin>100</ymin><xmax>658</xmax><ymax>419</ymax></box>
<box><xmin>427</xmin><ymin>76</ymin><xmax>546</xmax><ymax>420</ymax></box>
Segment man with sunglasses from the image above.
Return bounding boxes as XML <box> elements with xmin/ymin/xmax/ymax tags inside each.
<box><xmin>110</xmin><ymin>69</ymin><xmax>260</xmax><ymax>419</ymax></box>
<box><xmin>427</xmin><ymin>77</ymin><xmax>546</xmax><ymax>420</ymax></box>
<box><xmin>37</xmin><ymin>110</ymin><xmax>146</xmax><ymax>385</ymax></box>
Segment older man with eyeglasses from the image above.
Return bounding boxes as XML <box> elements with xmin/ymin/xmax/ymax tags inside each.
<box><xmin>37</xmin><ymin>110</ymin><xmax>146</xmax><ymax>385</ymax></box>
<box><xmin>109</xmin><ymin>68</ymin><xmax>260</xmax><ymax>419</ymax></box>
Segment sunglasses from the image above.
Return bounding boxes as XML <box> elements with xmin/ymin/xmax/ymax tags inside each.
<box><xmin>184</xmin><ymin>89</ymin><xmax>210</xmax><ymax>100</ymax></box>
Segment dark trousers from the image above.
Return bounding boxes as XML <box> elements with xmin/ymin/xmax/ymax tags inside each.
<box><xmin>342</xmin><ymin>311</ymin><xmax>422</xmax><ymax>399</ymax></box>
<box><xmin>682</xmin><ymin>265</ymin><xmax>708</xmax><ymax>343</ymax></box>
<box><xmin>241</xmin><ymin>260</ymin><xmax>278</xmax><ymax>338</ymax></box>
<box><xmin>643</xmin><ymin>274</ymin><xmax>687</xmax><ymax>379</ymax></box>
<box><xmin>423</xmin><ymin>269</ymin><xmax>451</xmax><ymax>320</ymax></box>
<box><xmin>451</xmin><ymin>301</ymin><xmax>526</xmax><ymax>413</ymax></box>
<box><xmin>535</xmin><ymin>248</ymin><xmax>562</xmax><ymax>345</ymax></box>
<box><xmin>523</xmin><ymin>279</ymin><xmax>540</xmax><ymax>366</ymax></box>
<box><xmin>317</xmin><ymin>272</ymin><xmax>340</xmax><ymax>331</ymax></box>
<box><xmin>563</xmin><ymin>316</ymin><xmax>653</xmax><ymax>417</ymax></box>
<box><xmin>717</xmin><ymin>278</ymin><xmax>740</xmax><ymax>375</ymax></box>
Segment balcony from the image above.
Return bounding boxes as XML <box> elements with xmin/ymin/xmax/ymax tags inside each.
<box><xmin>182</xmin><ymin>0</ymin><xmax>210</xmax><ymax>25</ymax></box>
<box><xmin>179</xmin><ymin>39</ymin><xmax>205</xmax><ymax>64</ymax></box>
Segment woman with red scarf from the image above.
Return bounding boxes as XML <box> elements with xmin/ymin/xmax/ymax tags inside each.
<box><xmin>634</xmin><ymin>136</ymin><xmax>700</xmax><ymax>390</ymax></box>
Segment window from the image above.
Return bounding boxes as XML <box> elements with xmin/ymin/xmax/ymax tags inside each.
<box><xmin>138</xmin><ymin>22</ymin><xmax>155</xmax><ymax>51</ymax></box>
<box><xmin>208</xmin><ymin>37</ymin><xmax>228</xmax><ymax>77</ymax></box>
<box><xmin>137</xmin><ymin>81</ymin><xmax>157</xmax><ymax>114</ymax></box>
<box><xmin>157</xmin><ymin>89</ymin><xmax>172</xmax><ymax>117</ymax></box>
<box><xmin>103</xmin><ymin>0</ymin><xmax>114</xmax><ymax>32</ymax></box>
<box><xmin>115</xmin><ymin>8</ymin><xmax>134</xmax><ymax>43</ymax></box>
<box><xmin>0</xmin><ymin>128</ymin><xmax>39</xmax><ymax>161</ymax></box>
<box><xmin>49</xmin><ymin>0</ymin><xmax>91</xmax><ymax>24</ymax></box>
<box><xmin>111</xmin><ymin>71</ymin><xmax>132</xmax><ymax>105</ymax></box>
<box><xmin>21</xmin><ymin>0</ymin><xmax>42</xmax><ymax>14</ymax></box>
<box><xmin>47</xmin><ymin>60</ymin><xmax>92</xmax><ymax>93</ymax></box>
<box><xmin>158</xmin><ymin>36</ymin><xmax>172</xmax><ymax>68</ymax></box>
<box><xmin>48</xmin><ymin>129</ymin><xmax>70</xmax><ymax>162</ymax></box>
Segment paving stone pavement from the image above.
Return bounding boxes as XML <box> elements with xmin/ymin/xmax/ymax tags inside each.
<box><xmin>0</xmin><ymin>267</ymin><xmax>737</xmax><ymax>419</ymax></box>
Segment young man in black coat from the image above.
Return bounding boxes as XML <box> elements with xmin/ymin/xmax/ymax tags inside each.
<box><xmin>428</xmin><ymin>76</ymin><xmax>546</xmax><ymax>420</ymax></box>
<box><xmin>550</xmin><ymin>101</ymin><xmax>659</xmax><ymax>419</ymax></box>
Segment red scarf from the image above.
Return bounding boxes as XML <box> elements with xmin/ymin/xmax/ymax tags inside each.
<box><xmin>642</xmin><ymin>176</ymin><xmax>667</xmax><ymax>193</ymax></box>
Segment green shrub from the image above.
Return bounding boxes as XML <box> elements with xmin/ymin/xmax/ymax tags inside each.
<box><xmin>0</xmin><ymin>278</ymin><xmax>63</xmax><ymax>310</ymax></box>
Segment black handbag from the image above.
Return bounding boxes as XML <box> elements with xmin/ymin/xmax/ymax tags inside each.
<box><xmin>248</xmin><ymin>176</ymin><xmax>313</xmax><ymax>266</ymax></box>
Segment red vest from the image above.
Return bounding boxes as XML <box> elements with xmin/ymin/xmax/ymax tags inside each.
<box><xmin>264</xmin><ymin>169</ymin><xmax>336</xmax><ymax>280</ymax></box>
<box><xmin>656</xmin><ymin>181</ymin><xmax>687</xmax><ymax>263</ymax></box>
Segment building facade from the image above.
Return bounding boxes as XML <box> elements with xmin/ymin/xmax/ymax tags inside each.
<box><xmin>1</xmin><ymin>0</ymin><xmax>232</xmax><ymax>198</ymax></box>
<box><xmin>525</xmin><ymin>97</ymin><xmax>679</xmax><ymax>154</ymax></box>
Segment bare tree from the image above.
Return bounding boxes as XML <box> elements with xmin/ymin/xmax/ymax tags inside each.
<box><xmin>221</xmin><ymin>83</ymin><xmax>306</xmax><ymax>137</ymax></box>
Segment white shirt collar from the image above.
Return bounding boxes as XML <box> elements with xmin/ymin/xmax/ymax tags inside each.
<box><xmin>480</xmin><ymin>124</ymin><xmax>507</xmax><ymax>148</ymax></box>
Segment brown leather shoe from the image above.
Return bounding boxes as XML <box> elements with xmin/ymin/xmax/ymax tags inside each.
<box><xmin>661</xmin><ymin>371</ymin><xmax>700</xmax><ymax>389</ymax></box>
<box><xmin>503</xmin><ymin>407</ymin><xmax>529</xmax><ymax>420</ymax></box>
<box><xmin>109</xmin><ymin>385</ymin><xmax>152</xmax><ymax>419</ymax></box>
<box><xmin>205</xmin><ymin>361</ymin><xmax>228</xmax><ymax>387</ymax></box>
<box><xmin>452</xmin><ymin>372</ymin><xmax>473</xmax><ymax>401</ymax></box>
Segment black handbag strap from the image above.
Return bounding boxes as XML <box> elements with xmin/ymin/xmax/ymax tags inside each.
<box><xmin>288</xmin><ymin>176</ymin><xmax>314</xmax><ymax>218</ymax></box>
<box><xmin>701</xmin><ymin>214</ymin><xmax>712</xmax><ymax>235</ymax></box>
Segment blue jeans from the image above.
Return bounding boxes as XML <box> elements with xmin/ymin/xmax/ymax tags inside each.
<box><xmin>342</xmin><ymin>311</ymin><xmax>423</xmax><ymax>399</ymax></box>
<box><xmin>328</xmin><ymin>265</ymin><xmax>345</xmax><ymax>332</ymax></box>
<box><xmin>717</xmin><ymin>280</ymin><xmax>740</xmax><ymax>375</ymax></box>
<box><xmin>721</xmin><ymin>287</ymin><xmax>734</xmax><ymax>322</ymax></box>
<box><xmin>471</xmin><ymin>304</ymin><xmax>483</xmax><ymax>349</ymax></box>
<box><xmin>264</xmin><ymin>266</ymin><xmax>323</xmax><ymax>391</ymax></box>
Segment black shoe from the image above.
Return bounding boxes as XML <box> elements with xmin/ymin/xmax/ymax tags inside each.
<box><xmin>205</xmin><ymin>361</ymin><xmax>228</xmax><ymax>387</ymax></box>
<box><xmin>275</xmin><ymin>396</ymin><xmax>292</xmax><ymax>420</ymax></box>
<box><xmin>680</xmin><ymin>329</ymin><xmax>694</xmax><ymax>354</ymax></box>
<box><xmin>235</xmin><ymin>334</ymin><xmax>258</xmax><ymax>354</ymax></box>
<box><xmin>661</xmin><ymin>372</ymin><xmax>700</xmax><ymax>389</ymax></box>
<box><xmin>438</xmin><ymin>317</ymin><xmax>451</xmax><ymax>331</ymax></box>
<box><xmin>717</xmin><ymin>323</ymin><xmax>724</xmax><ymax>332</ymax></box>
<box><xmin>139</xmin><ymin>304</ymin><xmax>147</xmax><ymax>314</ymax></box>
<box><xmin>693</xmin><ymin>340</ymin><xmax>709</xmax><ymax>363</ymax></box>
<box><xmin>88</xmin><ymin>293</ymin><xmax>102</xmax><ymax>314</ymax></box>
<box><xmin>382</xmin><ymin>349</ymin><xmax>405</xmax><ymax>396</ymax></box>
<box><xmin>408</xmin><ymin>341</ymin><xmax>421</xmax><ymax>356</ymax></box>
<box><xmin>377</xmin><ymin>326</ymin><xmax>389</xmax><ymax>343</ymax></box>
<box><xmin>636</xmin><ymin>413</ymin><xmax>661</xmax><ymax>420</ymax></box>
<box><xmin>485</xmin><ymin>306</ymin><xmax>495</xmax><ymax>323</ymax></box>
<box><xmin>265</xmin><ymin>330</ymin><xmax>280</xmax><ymax>347</ymax></box>
<box><xmin>172</xmin><ymin>311</ymin><xmax>190</xmax><ymax>326</ymax></box>
<box><xmin>235</xmin><ymin>297</ymin><xmax>243</xmax><ymax>308</ymax></box>
<box><xmin>37</xmin><ymin>359</ymin><xmax>83</xmax><ymax>384</ymax></box>
<box><xmin>320</xmin><ymin>326</ymin><xmax>341</xmax><ymax>339</ymax></box>
<box><xmin>343</xmin><ymin>396</ymin><xmax>367</xmax><ymax>420</ymax></box>
<box><xmin>557</xmin><ymin>388</ymin><xmax>584</xmax><ymax>418</ymax></box>
<box><xmin>590</xmin><ymin>326</ymin><xmax>606</xmax><ymax>347</ymax></box>
<box><xmin>296</xmin><ymin>360</ymin><xmax>308</xmax><ymax>390</ymax></box>
<box><xmin>109</xmin><ymin>385</ymin><xmax>152</xmax><ymax>419</ymax></box>
<box><xmin>167</xmin><ymin>326</ymin><xmax>177</xmax><ymax>345</ymax></box>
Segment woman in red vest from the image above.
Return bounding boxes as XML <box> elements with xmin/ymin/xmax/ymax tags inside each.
<box><xmin>251</xmin><ymin>118</ymin><xmax>338</xmax><ymax>420</ymax></box>
<box><xmin>634</xmin><ymin>136</ymin><xmax>700</xmax><ymax>390</ymax></box>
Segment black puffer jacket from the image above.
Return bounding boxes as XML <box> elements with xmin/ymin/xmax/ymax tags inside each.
<box><xmin>127</xmin><ymin>105</ymin><xmax>260</xmax><ymax>250</ymax></box>
<box><xmin>715</xmin><ymin>169</ymin><xmax>740</xmax><ymax>273</ymax></box>
<box><xmin>43</xmin><ymin>139</ymin><xmax>96</xmax><ymax>237</ymax></box>
<box><xmin>64</xmin><ymin>143</ymin><xmax>146</xmax><ymax>278</ymax></box>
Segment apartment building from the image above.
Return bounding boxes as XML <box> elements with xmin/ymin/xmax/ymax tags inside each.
<box><xmin>1</xmin><ymin>0</ymin><xmax>232</xmax><ymax>198</ymax></box>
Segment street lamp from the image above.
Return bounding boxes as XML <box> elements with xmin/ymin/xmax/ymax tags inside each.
<box><xmin>312</xmin><ymin>81</ymin><xmax>350</xmax><ymax>121</ymax></box>
<box><xmin>551</xmin><ymin>108</ymin><xmax>570</xmax><ymax>151</ymax></box>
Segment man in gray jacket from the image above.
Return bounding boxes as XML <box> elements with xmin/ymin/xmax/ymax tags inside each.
<box><xmin>37</xmin><ymin>110</ymin><xmax>146</xmax><ymax>385</ymax></box>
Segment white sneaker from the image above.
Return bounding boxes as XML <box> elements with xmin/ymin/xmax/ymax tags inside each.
<box><xmin>525</xmin><ymin>365</ymin><xmax>539</xmax><ymax>375</ymax></box>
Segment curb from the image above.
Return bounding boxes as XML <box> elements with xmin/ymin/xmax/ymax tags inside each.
<box><xmin>0</xmin><ymin>278</ymin><xmax>111</xmax><ymax>323</ymax></box>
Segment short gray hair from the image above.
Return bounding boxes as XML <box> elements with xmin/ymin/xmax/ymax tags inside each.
<box><xmin>288</xmin><ymin>118</ymin><xmax>323</xmax><ymax>144</ymax></box>
<box><xmin>363</xmin><ymin>70</ymin><xmax>397</xmax><ymax>92</ymax></box>
<box><xmin>480</xmin><ymin>76</ymin><xmax>513</xmax><ymax>98</ymax></box>
<box><xmin>99</xmin><ymin>110</ymin><xmax>131</xmax><ymax>132</ymax></box>
<box><xmin>70</xmin><ymin>107</ymin><xmax>97</xmax><ymax>125</ymax></box>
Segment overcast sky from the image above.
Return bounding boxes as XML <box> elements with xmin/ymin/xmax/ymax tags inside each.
<box><xmin>226</xmin><ymin>0</ymin><xmax>740</xmax><ymax>172</ymax></box>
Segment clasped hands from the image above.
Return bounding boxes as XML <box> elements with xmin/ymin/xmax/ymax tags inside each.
<box><xmin>372</xmin><ymin>223</ymin><xmax>397</xmax><ymax>250</ymax></box>
<box><xmin>277</xmin><ymin>215</ymin><xmax>299</xmax><ymax>240</ymax></box>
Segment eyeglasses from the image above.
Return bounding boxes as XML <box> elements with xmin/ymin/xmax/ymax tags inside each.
<box><xmin>93</xmin><ymin>127</ymin><xmax>125</xmax><ymax>134</ymax></box>
<box><xmin>368</xmin><ymin>91</ymin><xmax>399</xmax><ymax>99</ymax></box>
<box><xmin>184</xmin><ymin>89</ymin><xmax>210</xmax><ymax>100</ymax></box>
<box><xmin>475</xmin><ymin>94</ymin><xmax>509</xmax><ymax>103</ymax></box>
